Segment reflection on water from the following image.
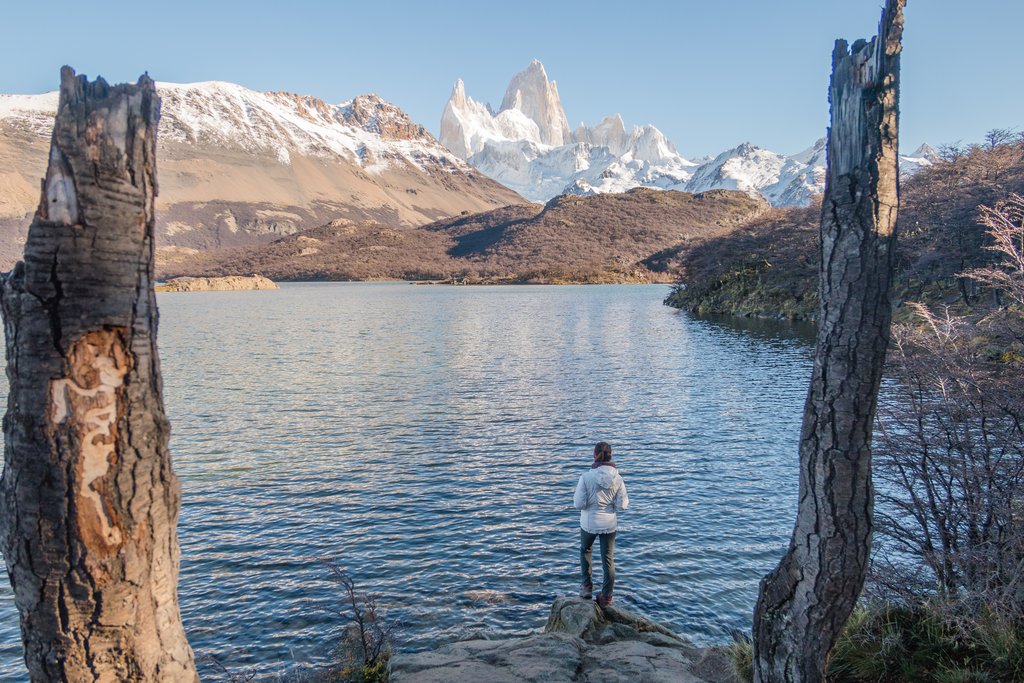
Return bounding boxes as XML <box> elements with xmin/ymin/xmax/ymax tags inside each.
<box><xmin>0</xmin><ymin>283</ymin><xmax>813</xmax><ymax>679</ymax></box>
<box><xmin>690</xmin><ymin>312</ymin><xmax>817</xmax><ymax>346</ymax></box>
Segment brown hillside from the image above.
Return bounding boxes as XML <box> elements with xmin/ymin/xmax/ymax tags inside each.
<box><xmin>162</xmin><ymin>188</ymin><xmax>769</xmax><ymax>283</ymax></box>
<box><xmin>159</xmin><ymin>220</ymin><xmax>458</xmax><ymax>282</ymax></box>
<box><xmin>664</xmin><ymin>139</ymin><xmax>1024</xmax><ymax>319</ymax></box>
<box><xmin>424</xmin><ymin>188</ymin><xmax>768</xmax><ymax>282</ymax></box>
<box><xmin>0</xmin><ymin>87</ymin><xmax>524</xmax><ymax>270</ymax></box>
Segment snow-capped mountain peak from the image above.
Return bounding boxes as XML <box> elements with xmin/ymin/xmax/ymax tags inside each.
<box><xmin>439</xmin><ymin>60</ymin><xmax>698</xmax><ymax>203</ymax></box>
<box><xmin>900</xmin><ymin>143</ymin><xmax>941</xmax><ymax>176</ymax></box>
<box><xmin>790</xmin><ymin>137</ymin><xmax>827</xmax><ymax>165</ymax></box>
<box><xmin>498</xmin><ymin>59</ymin><xmax>571</xmax><ymax>147</ymax></box>
<box><xmin>96</xmin><ymin>80</ymin><xmax>464</xmax><ymax>175</ymax></box>
<box><xmin>0</xmin><ymin>79</ymin><xmax>524</xmax><ymax>257</ymax></box>
<box><xmin>686</xmin><ymin>143</ymin><xmax>787</xmax><ymax>196</ymax></box>
<box><xmin>438</xmin><ymin>62</ymin><xmax>939</xmax><ymax>207</ymax></box>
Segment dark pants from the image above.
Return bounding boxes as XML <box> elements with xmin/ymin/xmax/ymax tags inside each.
<box><xmin>580</xmin><ymin>529</ymin><xmax>616</xmax><ymax>598</ymax></box>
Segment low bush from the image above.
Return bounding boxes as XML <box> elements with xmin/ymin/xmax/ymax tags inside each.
<box><xmin>827</xmin><ymin>604</ymin><xmax>1024</xmax><ymax>682</ymax></box>
<box><xmin>730</xmin><ymin>604</ymin><xmax>1024</xmax><ymax>682</ymax></box>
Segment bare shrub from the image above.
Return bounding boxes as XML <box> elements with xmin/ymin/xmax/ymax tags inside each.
<box><xmin>872</xmin><ymin>303</ymin><xmax>1024</xmax><ymax>618</ymax></box>
<box><xmin>987</xmin><ymin>129</ymin><xmax>1018</xmax><ymax>150</ymax></box>
<box><xmin>962</xmin><ymin>193</ymin><xmax>1024</xmax><ymax>306</ymax></box>
<box><xmin>322</xmin><ymin>563</ymin><xmax>397</xmax><ymax>683</ymax></box>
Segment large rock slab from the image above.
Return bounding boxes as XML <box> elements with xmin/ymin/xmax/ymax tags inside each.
<box><xmin>582</xmin><ymin>639</ymin><xmax>703</xmax><ymax>683</ymax></box>
<box><xmin>391</xmin><ymin>633</ymin><xmax>583</xmax><ymax>683</ymax></box>
<box><xmin>390</xmin><ymin>597</ymin><xmax>741</xmax><ymax>683</ymax></box>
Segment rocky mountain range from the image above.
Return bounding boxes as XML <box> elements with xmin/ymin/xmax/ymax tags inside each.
<box><xmin>0</xmin><ymin>66</ymin><xmax>944</xmax><ymax>279</ymax></box>
<box><xmin>439</xmin><ymin>60</ymin><xmax>940</xmax><ymax>206</ymax></box>
<box><xmin>0</xmin><ymin>80</ymin><xmax>523</xmax><ymax>269</ymax></box>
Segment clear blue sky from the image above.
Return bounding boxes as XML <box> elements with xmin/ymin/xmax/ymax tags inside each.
<box><xmin>1</xmin><ymin>0</ymin><xmax>1020</xmax><ymax>158</ymax></box>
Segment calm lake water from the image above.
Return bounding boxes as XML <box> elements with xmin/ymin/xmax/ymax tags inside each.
<box><xmin>0</xmin><ymin>283</ymin><xmax>814</xmax><ymax>680</ymax></box>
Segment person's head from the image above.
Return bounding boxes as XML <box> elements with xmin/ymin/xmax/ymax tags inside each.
<box><xmin>593</xmin><ymin>442</ymin><xmax>612</xmax><ymax>462</ymax></box>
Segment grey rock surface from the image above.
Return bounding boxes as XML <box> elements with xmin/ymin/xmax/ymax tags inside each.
<box><xmin>390</xmin><ymin>597</ymin><xmax>740</xmax><ymax>683</ymax></box>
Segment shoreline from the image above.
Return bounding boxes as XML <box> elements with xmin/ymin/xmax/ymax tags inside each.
<box><xmin>390</xmin><ymin>597</ymin><xmax>740</xmax><ymax>682</ymax></box>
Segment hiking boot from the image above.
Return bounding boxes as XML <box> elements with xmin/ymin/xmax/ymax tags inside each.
<box><xmin>579</xmin><ymin>582</ymin><xmax>593</xmax><ymax>599</ymax></box>
<box><xmin>596</xmin><ymin>592</ymin><xmax>612</xmax><ymax>607</ymax></box>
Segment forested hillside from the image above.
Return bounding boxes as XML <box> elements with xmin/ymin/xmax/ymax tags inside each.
<box><xmin>665</xmin><ymin>137</ymin><xmax>1024</xmax><ymax>319</ymax></box>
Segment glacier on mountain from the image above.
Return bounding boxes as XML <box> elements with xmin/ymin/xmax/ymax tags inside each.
<box><xmin>440</xmin><ymin>60</ymin><xmax>934</xmax><ymax>207</ymax></box>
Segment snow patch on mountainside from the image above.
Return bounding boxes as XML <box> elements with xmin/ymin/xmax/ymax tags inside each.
<box><xmin>1</xmin><ymin>81</ymin><xmax>470</xmax><ymax>177</ymax></box>
<box><xmin>0</xmin><ymin>91</ymin><xmax>60</xmax><ymax>135</ymax></box>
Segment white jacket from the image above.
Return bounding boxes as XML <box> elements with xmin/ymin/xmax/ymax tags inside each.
<box><xmin>574</xmin><ymin>465</ymin><xmax>629</xmax><ymax>534</ymax></box>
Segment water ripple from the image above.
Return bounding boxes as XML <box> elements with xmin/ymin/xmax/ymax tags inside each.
<box><xmin>0</xmin><ymin>283</ymin><xmax>813</xmax><ymax>680</ymax></box>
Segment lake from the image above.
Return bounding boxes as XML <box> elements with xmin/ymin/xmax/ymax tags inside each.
<box><xmin>0</xmin><ymin>282</ymin><xmax>814</xmax><ymax>679</ymax></box>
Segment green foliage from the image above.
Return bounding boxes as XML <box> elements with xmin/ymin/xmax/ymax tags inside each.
<box><xmin>933</xmin><ymin>669</ymin><xmax>993</xmax><ymax>683</ymax></box>
<box><xmin>971</xmin><ymin>614</ymin><xmax>1024</xmax><ymax>678</ymax></box>
<box><xmin>725</xmin><ymin>604</ymin><xmax>1024</xmax><ymax>682</ymax></box>
<box><xmin>827</xmin><ymin>606</ymin><xmax>960</xmax><ymax>682</ymax></box>
<box><xmin>726</xmin><ymin>637</ymin><xmax>754</xmax><ymax>681</ymax></box>
<box><xmin>825</xmin><ymin>604</ymin><xmax>1024</xmax><ymax>682</ymax></box>
<box><xmin>334</xmin><ymin>659</ymin><xmax>388</xmax><ymax>683</ymax></box>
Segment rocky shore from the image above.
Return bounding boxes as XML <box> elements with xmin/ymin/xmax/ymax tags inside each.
<box><xmin>155</xmin><ymin>275</ymin><xmax>278</xmax><ymax>292</ymax></box>
<box><xmin>390</xmin><ymin>597</ymin><xmax>740</xmax><ymax>683</ymax></box>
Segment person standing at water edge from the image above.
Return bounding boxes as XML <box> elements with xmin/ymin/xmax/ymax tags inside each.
<box><xmin>574</xmin><ymin>442</ymin><xmax>629</xmax><ymax>606</ymax></box>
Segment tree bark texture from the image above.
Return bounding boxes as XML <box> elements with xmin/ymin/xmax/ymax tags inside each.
<box><xmin>0</xmin><ymin>68</ymin><xmax>198</xmax><ymax>681</ymax></box>
<box><xmin>752</xmin><ymin>2</ymin><xmax>904</xmax><ymax>681</ymax></box>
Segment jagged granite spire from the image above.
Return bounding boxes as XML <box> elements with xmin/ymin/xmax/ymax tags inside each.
<box><xmin>499</xmin><ymin>60</ymin><xmax>571</xmax><ymax>147</ymax></box>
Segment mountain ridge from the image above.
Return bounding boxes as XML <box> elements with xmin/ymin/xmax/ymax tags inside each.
<box><xmin>0</xmin><ymin>79</ymin><xmax>524</xmax><ymax>269</ymax></box>
<box><xmin>159</xmin><ymin>187</ymin><xmax>769</xmax><ymax>283</ymax></box>
<box><xmin>439</xmin><ymin>60</ymin><xmax>938</xmax><ymax>207</ymax></box>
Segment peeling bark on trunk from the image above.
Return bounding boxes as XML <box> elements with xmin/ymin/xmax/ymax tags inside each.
<box><xmin>752</xmin><ymin>2</ymin><xmax>904</xmax><ymax>681</ymax></box>
<box><xmin>0</xmin><ymin>68</ymin><xmax>198</xmax><ymax>682</ymax></box>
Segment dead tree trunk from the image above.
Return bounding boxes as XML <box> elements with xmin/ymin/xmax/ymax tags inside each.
<box><xmin>0</xmin><ymin>68</ymin><xmax>198</xmax><ymax>681</ymax></box>
<box><xmin>752</xmin><ymin>1</ymin><xmax>904</xmax><ymax>681</ymax></box>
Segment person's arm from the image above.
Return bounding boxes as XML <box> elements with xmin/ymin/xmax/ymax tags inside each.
<box><xmin>614</xmin><ymin>479</ymin><xmax>629</xmax><ymax>512</ymax></box>
<box><xmin>573</xmin><ymin>475</ymin><xmax>587</xmax><ymax>510</ymax></box>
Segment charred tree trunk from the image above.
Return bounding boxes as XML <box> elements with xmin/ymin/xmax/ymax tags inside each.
<box><xmin>0</xmin><ymin>68</ymin><xmax>198</xmax><ymax>681</ymax></box>
<box><xmin>752</xmin><ymin>2</ymin><xmax>904</xmax><ymax>681</ymax></box>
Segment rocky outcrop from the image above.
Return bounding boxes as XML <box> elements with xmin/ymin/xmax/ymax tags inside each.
<box><xmin>340</xmin><ymin>95</ymin><xmax>430</xmax><ymax>142</ymax></box>
<box><xmin>155</xmin><ymin>275</ymin><xmax>278</xmax><ymax>292</ymax></box>
<box><xmin>390</xmin><ymin>597</ymin><xmax>740</xmax><ymax>683</ymax></box>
